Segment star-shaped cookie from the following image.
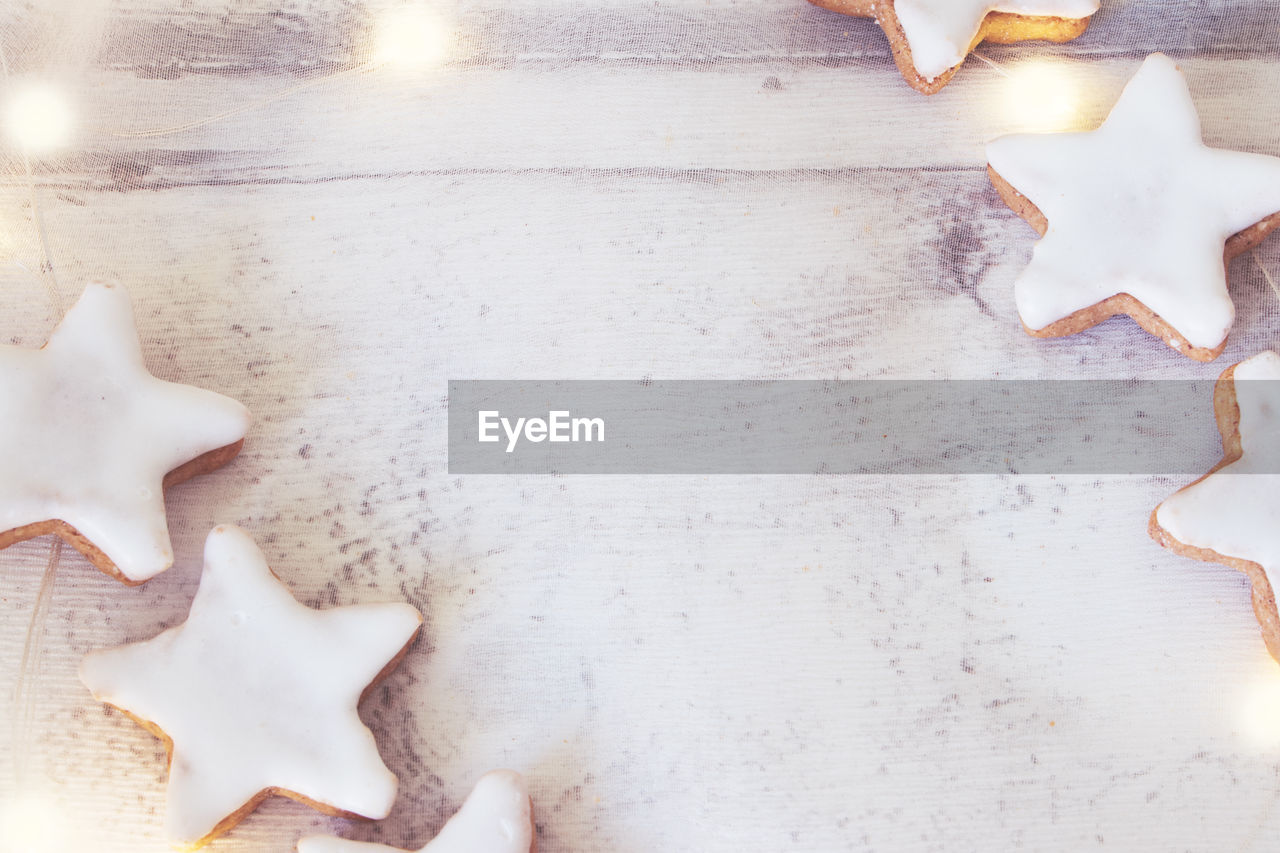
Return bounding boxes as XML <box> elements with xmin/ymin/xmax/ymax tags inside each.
<box><xmin>987</xmin><ymin>53</ymin><xmax>1280</xmax><ymax>361</ymax></box>
<box><xmin>1150</xmin><ymin>350</ymin><xmax>1280</xmax><ymax>660</ymax></box>
<box><xmin>807</xmin><ymin>0</ymin><xmax>1098</xmax><ymax>93</ymax></box>
<box><xmin>80</xmin><ymin>525</ymin><xmax>424</xmax><ymax>850</ymax></box>
<box><xmin>297</xmin><ymin>770</ymin><xmax>536</xmax><ymax>853</ymax></box>
<box><xmin>0</xmin><ymin>282</ymin><xmax>250</xmax><ymax>583</ymax></box>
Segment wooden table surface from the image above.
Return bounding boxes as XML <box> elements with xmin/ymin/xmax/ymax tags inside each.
<box><xmin>2</xmin><ymin>1</ymin><xmax>1280</xmax><ymax>850</ymax></box>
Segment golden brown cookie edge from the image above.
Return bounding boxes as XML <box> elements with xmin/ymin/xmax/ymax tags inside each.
<box><xmin>0</xmin><ymin>439</ymin><xmax>246</xmax><ymax>586</ymax></box>
<box><xmin>96</xmin><ymin>596</ymin><xmax>421</xmax><ymax>849</ymax></box>
<box><xmin>987</xmin><ymin>166</ymin><xmax>1280</xmax><ymax>362</ymax></box>
<box><xmin>1148</xmin><ymin>362</ymin><xmax>1280</xmax><ymax>663</ymax></box>
<box><xmin>806</xmin><ymin>0</ymin><xmax>1094</xmax><ymax>94</ymax></box>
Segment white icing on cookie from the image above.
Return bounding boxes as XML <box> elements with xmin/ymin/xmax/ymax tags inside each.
<box><xmin>80</xmin><ymin>525</ymin><xmax>423</xmax><ymax>848</ymax></box>
<box><xmin>297</xmin><ymin>770</ymin><xmax>534</xmax><ymax>853</ymax></box>
<box><xmin>893</xmin><ymin>0</ymin><xmax>1098</xmax><ymax>80</ymax></box>
<box><xmin>987</xmin><ymin>53</ymin><xmax>1280</xmax><ymax>352</ymax></box>
<box><xmin>1156</xmin><ymin>351</ymin><xmax>1280</xmax><ymax>574</ymax></box>
<box><xmin>0</xmin><ymin>282</ymin><xmax>250</xmax><ymax>582</ymax></box>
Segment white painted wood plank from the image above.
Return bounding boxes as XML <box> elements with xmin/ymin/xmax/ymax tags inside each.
<box><xmin>4</xmin><ymin>56</ymin><xmax>1280</xmax><ymax>186</ymax></box>
<box><xmin>30</xmin><ymin>0</ymin><xmax>1280</xmax><ymax>80</ymax></box>
<box><xmin>4</xmin><ymin>177</ymin><xmax>1277</xmax><ymax>383</ymax></box>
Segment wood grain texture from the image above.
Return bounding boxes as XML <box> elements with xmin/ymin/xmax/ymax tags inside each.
<box><xmin>1</xmin><ymin>1</ymin><xmax>1280</xmax><ymax>851</ymax></box>
<box><xmin>1</xmin><ymin>0</ymin><xmax>1275</xmax><ymax>80</ymax></box>
<box><xmin>805</xmin><ymin>0</ymin><xmax>1093</xmax><ymax>95</ymax></box>
<box><xmin>6</xmin><ymin>56</ymin><xmax>1280</xmax><ymax>186</ymax></box>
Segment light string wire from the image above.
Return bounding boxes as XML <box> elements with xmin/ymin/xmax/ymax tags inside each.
<box><xmin>969</xmin><ymin>51</ymin><xmax>1011</xmax><ymax>78</ymax></box>
<box><xmin>99</xmin><ymin>63</ymin><xmax>373</xmax><ymax>139</ymax></box>
<box><xmin>1</xmin><ymin>38</ymin><xmax>66</xmax><ymax>797</ymax></box>
<box><xmin>3</xmin><ymin>43</ymin><xmax>397</xmax><ymax>805</ymax></box>
<box><xmin>1256</xmin><ymin>249</ymin><xmax>1280</xmax><ymax>306</ymax></box>
<box><xmin>12</xmin><ymin>541</ymin><xmax>62</xmax><ymax>788</ymax></box>
<box><xmin>89</xmin><ymin>0</ymin><xmax>461</xmax><ymax>140</ymax></box>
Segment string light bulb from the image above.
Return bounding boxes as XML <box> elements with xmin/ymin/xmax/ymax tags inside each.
<box><xmin>1235</xmin><ymin>654</ymin><xmax>1280</xmax><ymax>747</ymax></box>
<box><xmin>372</xmin><ymin>6</ymin><xmax>454</xmax><ymax>69</ymax></box>
<box><xmin>4</xmin><ymin>82</ymin><xmax>76</xmax><ymax>153</ymax></box>
<box><xmin>1000</xmin><ymin>59</ymin><xmax>1085</xmax><ymax>134</ymax></box>
<box><xmin>0</xmin><ymin>793</ymin><xmax>78</xmax><ymax>853</ymax></box>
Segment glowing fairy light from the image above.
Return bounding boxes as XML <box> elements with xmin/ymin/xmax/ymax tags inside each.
<box><xmin>372</xmin><ymin>6</ymin><xmax>454</xmax><ymax>68</ymax></box>
<box><xmin>1001</xmin><ymin>59</ymin><xmax>1085</xmax><ymax>134</ymax></box>
<box><xmin>0</xmin><ymin>794</ymin><xmax>79</xmax><ymax>853</ymax></box>
<box><xmin>3</xmin><ymin>82</ymin><xmax>76</xmax><ymax>153</ymax></box>
<box><xmin>1235</xmin><ymin>655</ymin><xmax>1280</xmax><ymax>747</ymax></box>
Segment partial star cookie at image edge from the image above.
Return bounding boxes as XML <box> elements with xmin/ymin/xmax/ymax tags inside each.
<box><xmin>987</xmin><ymin>53</ymin><xmax>1280</xmax><ymax>361</ymax></box>
<box><xmin>806</xmin><ymin>0</ymin><xmax>1098</xmax><ymax>94</ymax></box>
<box><xmin>0</xmin><ymin>281</ymin><xmax>250</xmax><ymax>583</ymax></box>
<box><xmin>1150</xmin><ymin>351</ymin><xmax>1280</xmax><ymax>661</ymax></box>
<box><xmin>297</xmin><ymin>770</ymin><xmax>536</xmax><ymax>853</ymax></box>
<box><xmin>80</xmin><ymin>524</ymin><xmax>424</xmax><ymax>850</ymax></box>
